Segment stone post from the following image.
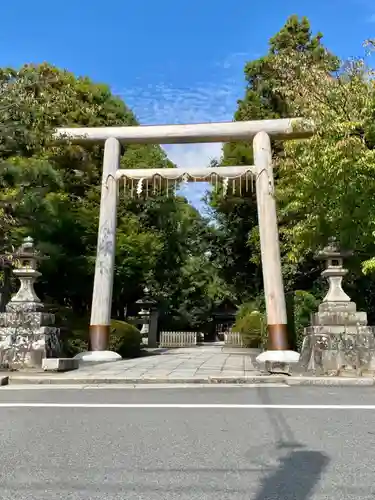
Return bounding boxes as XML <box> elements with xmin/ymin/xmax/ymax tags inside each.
<box><xmin>148</xmin><ymin>309</ymin><xmax>159</xmax><ymax>348</ymax></box>
<box><xmin>75</xmin><ymin>138</ymin><xmax>122</xmax><ymax>363</ymax></box>
<box><xmin>253</xmin><ymin>132</ymin><xmax>300</xmax><ymax>370</ymax></box>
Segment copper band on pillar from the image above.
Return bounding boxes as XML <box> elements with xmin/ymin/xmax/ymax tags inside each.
<box><xmin>89</xmin><ymin>325</ymin><xmax>110</xmax><ymax>351</ymax></box>
<box><xmin>267</xmin><ymin>324</ymin><xmax>289</xmax><ymax>350</ymax></box>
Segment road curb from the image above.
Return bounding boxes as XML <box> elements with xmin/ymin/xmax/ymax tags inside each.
<box><xmin>7</xmin><ymin>375</ymin><xmax>375</xmax><ymax>386</ymax></box>
<box><xmin>285</xmin><ymin>377</ymin><xmax>375</xmax><ymax>386</ymax></box>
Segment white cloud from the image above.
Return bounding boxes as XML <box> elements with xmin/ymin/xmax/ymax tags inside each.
<box><xmin>215</xmin><ymin>51</ymin><xmax>256</xmax><ymax>70</ymax></box>
<box><xmin>165</xmin><ymin>143</ymin><xmax>222</xmax><ymax>209</ymax></box>
<box><xmin>117</xmin><ymin>52</ymin><xmax>250</xmax><ymax>210</ymax></box>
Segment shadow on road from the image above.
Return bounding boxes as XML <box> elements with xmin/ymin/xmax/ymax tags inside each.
<box><xmin>251</xmin><ymin>388</ymin><xmax>330</xmax><ymax>499</ymax></box>
<box><xmin>255</xmin><ymin>387</ymin><xmax>307</xmax><ymax>450</ymax></box>
<box><xmin>252</xmin><ymin>449</ymin><xmax>329</xmax><ymax>500</ymax></box>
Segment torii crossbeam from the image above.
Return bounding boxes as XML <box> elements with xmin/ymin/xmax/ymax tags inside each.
<box><xmin>54</xmin><ymin>118</ymin><xmax>313</xmax><ymax>368</ymax></box>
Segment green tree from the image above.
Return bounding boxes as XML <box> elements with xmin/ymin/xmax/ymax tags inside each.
<box><xmin>0</xmin><ymin>62</ymin><xmax>230</xmax><ymax>334</ymax></box>
<box><xmin>0</xmin><ymin>63</ymin><xmax>169</xmax><ymax>315</ymax></box>
<box><xmin>269</xmin><ymin>41</ymin><xmax>375</xmax><ymax>317</ymax></box>
<box><xmin>223</xmin><ymin>15</ymin><xmax>337</xmax><ymax>165</ymax></box>
<box><xmin>210</xmin><ymin>15</ymin><xmax>337</xmax><ymax>303</ymax></box>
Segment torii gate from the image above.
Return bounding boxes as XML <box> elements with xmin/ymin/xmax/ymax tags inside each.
<box><xmin>54</xmin><ymin>118</ymin><xmax>313</xmax><ymax>367</ymax></box>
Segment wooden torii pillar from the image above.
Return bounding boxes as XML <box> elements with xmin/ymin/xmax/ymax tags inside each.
<box><xmin>54</xmin><ymin>118</ymin><xmax>313</xmax><ymax>364</ymax></box>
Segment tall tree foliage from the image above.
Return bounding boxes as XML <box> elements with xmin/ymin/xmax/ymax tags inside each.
<box><xmin>210</xmin><ymin>15</ymin><xmax>337</xmax><ymax>300</ymax></box>
<box><xmin>0</xmin><ymin>63</ymin><xmax>226</xmax><ymax>330</ymax></box>
<box><xmin>269</xmin><ymin>41</ymin><xmax>375</xmax><ymax>316</ymax></box>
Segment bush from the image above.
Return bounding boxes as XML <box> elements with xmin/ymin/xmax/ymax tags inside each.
<box><xmin>233</xmin><ymin>302</ymin><xmax>267</xmax><ymax>348</ymax></box>
<box><xmin>55</xmin><ymin>306</ymin><xmax>142</xmax><ymax>358</ymax></box>
<box><xmin>293</xmin><ymin>290</ymin><xmax>319</xmax><ymax>351</ymax></box>
<box><xmin>233</xmin><ymin>291</ymin><xmax>319</xmax><ymax>351</ymax></box>
<box><xmin>53</xmin><ymin>307</ymin><xmax>88</xmax><ymax>357</ymax></box>
<box><xmin>109</xmin><ymin>320</ymin><xmax>142</xmax><ymax>358</ymax></box>
<box><xmin>60</xmin><ymin>329</ymin><xmax>87</xmax><ymax>357</ymax></box>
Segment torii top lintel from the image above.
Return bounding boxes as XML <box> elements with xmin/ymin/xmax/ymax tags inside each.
<box><xmin>54</xmin><ymin>118</ymin><xmax>313</xmax><ymax>145</ymax></box>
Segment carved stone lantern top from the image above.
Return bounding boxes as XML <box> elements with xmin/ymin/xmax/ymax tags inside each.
<box><xmin>8</xmin><ymin>237</ymin><xmax>47</xmax><ymax>311</ymax></box>
<box><xmin>135</xmin><ymin>286</ymin><xmax>157</xmax><ymax>310</ymax></box>
<box><xmin>317</xmin><ymin>237</ymin><xmax>352</xmax><ymax>270</ymax></box>
<box><xmin>13</xmin><ymin>237</ymin><xmax>45</xmax><ymax>272</ymax></box>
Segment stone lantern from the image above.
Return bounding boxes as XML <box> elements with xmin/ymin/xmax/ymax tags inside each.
<box><xmin>0</xmin><ymin>237</ymin><xmax>60</xmax><ymax>367</ymax></box>
<box><xmin>299</xmin><ymin>238</ymin><xmax>375</xmax><ymax>375</ymax></box>
<box><xmin>135</xmin><ymin>287</ymin><xmax>158</xmax><ymax>348</ymax></box>
<box><xmin>8</xmin><ymin>236</ymin><xmax>45</xmax><ymax>311</ymax></box>
<box><xmin>316</xmin><ymin>237</ymin><xmax>352</xmax><ymax>305</ymax></box>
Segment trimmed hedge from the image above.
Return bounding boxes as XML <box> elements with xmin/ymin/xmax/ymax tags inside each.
<box><xmin>109</xmin><ymin>320</ymin><xmax>142</xmax><ymax>358</ymax></box>
<box><xmin>57</xmin><ymin>308</ymin><xmax>142</xmax><ymax>358</ymax></box>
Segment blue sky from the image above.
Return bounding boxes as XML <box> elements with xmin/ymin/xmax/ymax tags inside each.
<box><xmin>2</xmin><ymin>0</ymin><xmax>375</xmax><ymax>209</ymax></box>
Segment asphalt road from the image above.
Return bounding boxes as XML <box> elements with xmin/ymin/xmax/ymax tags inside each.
<box><xmin>0</xmin><ymin>386</ymin><xmax>374</xmax><ymax>500</ymax></box>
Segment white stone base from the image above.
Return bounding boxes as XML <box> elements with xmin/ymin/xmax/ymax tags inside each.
<box><xmin>73</xmin><ymin>350</ymin><xmax>122</xmax><ymax>363</ymax></box>
<box><xmin>256</xmin><ymin>350</ymin><xmax>300</xmax><ymax>364</ymax></box>
<box><xmin>42</xmin><ymin>358</ymin><xmax>79</xmax><ymax>372</ymax></box>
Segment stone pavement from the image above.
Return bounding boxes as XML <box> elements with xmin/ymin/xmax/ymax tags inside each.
<box><xmin>75</xmin><ymin>346</ymin><xmax>261</xmax><ymax>379</ymax></box>
<box><xmin>5</xmin><ymin>346</ymin><xmax>375</xmax><ymax>386</ymax></box>
<box><xmin>7</xmin><ymin>346</ymin><xmax>262</xmax><ymax>384</ymax></box>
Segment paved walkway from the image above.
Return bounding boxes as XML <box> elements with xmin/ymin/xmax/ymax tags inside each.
<box><xmin>73</xmin><ymin>346</ymin><xmax>262</xmax><ymax>380</ymax></box>
<box><xmin>7</xmin><ymin>346</ymin><xmax>266</xmax><ymax>384</ymax></box>
<box><xmin>6</xmin><ymin>346</ymin><xmax>375</xmax><ymax>385</ymax></box>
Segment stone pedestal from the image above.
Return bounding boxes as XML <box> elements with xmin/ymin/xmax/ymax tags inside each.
<box><xmin>0</xmin><ymin>237</ymin><xmax>60</xmax><ymax>368</ymax></box>
<box><xmin>299</xmin><ymin>239</ymin><xmax>375</xmax><ymax>375</ymax></box>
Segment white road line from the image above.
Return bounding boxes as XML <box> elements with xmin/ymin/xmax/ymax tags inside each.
<box><xmin>0</xmin><ymin>403</ymin><xmax>373</xmax><ymax>409</ymax></box>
